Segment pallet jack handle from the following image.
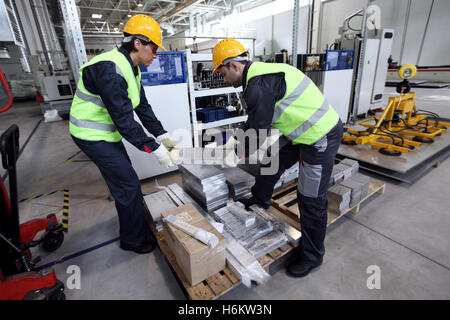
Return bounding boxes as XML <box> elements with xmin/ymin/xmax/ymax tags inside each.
<box><xmin>0</xmin><ymin>68</ymin><xmax>13</xmax><ymax>113</ymax></box>
<box><xmin>1</xmin><ymin>125</ymin><xmax>20</xmax><ymax>239</ymax></box>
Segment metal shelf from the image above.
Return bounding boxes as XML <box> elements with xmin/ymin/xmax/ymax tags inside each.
<box><xmin>193</xmin><ymin>86</ymin><xmax>243</xmax><ymax>98</ymax></box>
<box><xmin>194</xmin><ymin>115</ymin><xmax>248</xmax><ymax>130</ymax></box>
<box><xmin>190</xmin><ymin>53</ymin><xmax>213</xmax><ymax>62</ymax></box>
<box><xmin>186</xmin><ymin>49</ymin><xmax>246</xmax><ymax>147</ymax></box>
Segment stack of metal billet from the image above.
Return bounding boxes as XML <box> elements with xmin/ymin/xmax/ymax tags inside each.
<box><xmin>223</xmin><ymin>167</ymin><xmax>255</xmax><ymax>200</ymax></box>
<box><xmin>143</xmin><ymin>190</ymin><xmax>178</xmax><ymax>232</ymax></box>
<box><xmin>329</xmin><ymin>158</ymin><xmax>360</xmax><ymax>186</ymax></box>
<box><xmin>214</xmin><ymin>204</ymin><xmax>287</xmax><ymax>258</ymax></box>
<box><xmin>250</xmin><ymin>205</ymin><xmax>301</xmax><ymax>247</ymax></box>
<box><xmin>179</xmin><ymin>164</ymin><xmax>229</xmax><ymax>212</ymax></box>
<box><xmin>339</xmin><ymin>158</ymin><xmax>359</xmax><ymax>174</ymax></box>
<box><xmin>245</xmin><ymin>230</ymin><xmax>288</xmax><ymax>258</ymax></box>
<box><xmin>226</xmin><ymin>200</ymin><xmax>256</xmax><ymax>227</ymax></box>
<box><xmin>327</xmin><ymin>184</ymin><xmax>352</xmax><ymax>213</ymax></box>
<box><xmin>340</xmin><ymin>173</ymin><xmax>371</xmax><ymax>208</ymax></box>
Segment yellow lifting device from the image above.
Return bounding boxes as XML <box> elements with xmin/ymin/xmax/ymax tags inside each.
<box><xmin>342</xmin><ymin>64</ymin><xmax>450</xmax><ymax>156</ymax></box>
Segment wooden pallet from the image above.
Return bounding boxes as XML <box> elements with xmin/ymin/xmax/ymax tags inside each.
<box><xmin>151</xmin><ymin>224</ymin><xmax>296</xmax><ymax>300</ymax></box>
<box><xmin>271</xmin><ymin>177</ymin><xmax>386</xmax><ymax>227</ymax></box>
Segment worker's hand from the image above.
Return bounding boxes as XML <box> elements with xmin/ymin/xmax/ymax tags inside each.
<box><xmin>168</xmin><ymin>148</ymin><xmax>182</xmax><ymax>165</ymax></box>
<box><xmin>156</xmin><ymin>132</ymin><xmax>178</xmax><ymax>152</ymax></box>
<box><xmin>153</xmin><ymin>143</ymin><xmax>175</xmax><ymax>168</ymax></box>
<box><xmin>215</xmin><ymin>137</ymin><xmax>240</xmax><ymax>168</ymax></box>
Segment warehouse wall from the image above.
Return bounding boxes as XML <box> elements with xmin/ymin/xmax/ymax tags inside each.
<box><xmin>243</xmin><ymin>5</ymin><xmax>310</xmax><ymax>58</ymax></box>
<box><xmin>320</xmin><ymin>0</ymin><xmax>450</xmax><ymax>66</ymax></box>
<box><xmin>240</xmin><ymin>0</ymin><xmax>449</xmax><ymax>66</ymax></box>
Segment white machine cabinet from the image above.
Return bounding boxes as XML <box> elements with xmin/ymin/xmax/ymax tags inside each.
<box><xmin>123</xmin><ymin>82</ymin><xmax>192</xmax><ymax>180</ymax></box>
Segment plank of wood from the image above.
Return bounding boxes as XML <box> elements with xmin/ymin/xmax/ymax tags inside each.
<box><xmin>268</xmin><ymin>248</ymin><xmax>283</xmax><ymax>260</ymax></box>
<box><xmin>206</xmin><ymin>273</ymin><xmax>232</xmax><ymax>296</ymax></box>
<box><xmin>279</xmin><ymin>243</ymin><xmax>292</xmax><ymax>252</ymax></box>
<box><xmin>258</xmin><ymin>255</ymin><xmax>274</xmax><ymax>267</ymax></box>
<box><xmin>222</xmin><ymin>267</ymin><xmax>240</xmax><ymax>284</ymax></box>
<box><xmin>188</xmin><ymin>282</ymin><xmax>215</xmax><ymax>300</ymax></box>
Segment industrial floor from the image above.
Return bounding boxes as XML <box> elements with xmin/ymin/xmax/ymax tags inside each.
<box><xmin>1</xmin><ymin>87</ymin><xmax>449</xmax><ymax>300</ymax></box>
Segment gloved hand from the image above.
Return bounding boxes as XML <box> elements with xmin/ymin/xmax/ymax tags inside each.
<box><xmin>156</xmin><ymin>132</ymin><xmax>178</xmax><ymax>152</ymax></box>
<box><xmin>153</xmin><ymin>143</ymin><xmax>175</xmax><ymax>168</ymax></box>
<box><xmin>215</xmin><ymin>137</ymin><xmax>240</xmax><ymax>168</ymax></box>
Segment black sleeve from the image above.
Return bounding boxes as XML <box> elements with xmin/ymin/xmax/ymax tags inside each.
<box><xmin>82</xmin><ymin>62</ymin><xmax>160</xmax><ymax>153</ymax></box>
<box><xmin>134</xmin><ymin>86</ymin><xmax>167</xmax><ymax>138</ymax></box>
<box><xmin>241</xmin><ymin>73</ymin><xmax>286</xmax><ymax>157</ymax></box>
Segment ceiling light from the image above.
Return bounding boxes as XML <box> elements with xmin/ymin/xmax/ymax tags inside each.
<box><xmin>137</xmin><ymin>2</ymin><xmax>143</xmax><ymax>7</ymax></box>
<box><xmin>127</xmin><ymin>11</ymin><xmax>132</xmax><ymax>17</ymax></box>
<box><xmin>120</xmin><ymin>22</ymin><xmax>124</xmax><ymax>25</ymax></box>
<box><xmin>91</xmin><ymin>13</ymin><xmax>102</xmax><ymax>19</ymax></box>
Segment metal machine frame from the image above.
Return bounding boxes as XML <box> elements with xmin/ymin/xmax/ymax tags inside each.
<box><xmin>342</xmin><ymin>65</ymin><xmax>450</xmax><ymax>155</ymax></box>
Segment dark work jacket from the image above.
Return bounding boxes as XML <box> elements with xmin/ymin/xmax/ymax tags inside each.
<box><xmin>82</xmin><ymin>46</ymin><xmax>166</xmax><ymax>152</ymax></box>
<box><xmin>240</xmin><ymin>61</ymin><xmax>287</xmax><ymax>157</ymax></box>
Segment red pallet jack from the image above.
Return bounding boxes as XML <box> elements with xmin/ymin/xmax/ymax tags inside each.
<box><xmin>0</xmin><ymin>123</ymin><xmax>66</xmax><ymax>299</ymax></box>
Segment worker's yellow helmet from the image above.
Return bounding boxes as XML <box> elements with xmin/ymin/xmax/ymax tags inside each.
<box><xmin>212</xmin><ymin>38</ymin><xmax>248</xmax><ymax>74</ymax></box>
<box><xmin>123</xmin><ymin>14</ymin><xmax>166</xmax><ymax>51</ymax></box>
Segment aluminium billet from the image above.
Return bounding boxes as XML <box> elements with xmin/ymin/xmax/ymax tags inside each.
<box><xmin>143</xmin><ymin>191</ymin><xmax>178</xmax><ymax>222</ymax></box>
<box><xmin>250</xmin><ymin>205</ymin><xmax>301</xmax><ymax>247</ymax></box>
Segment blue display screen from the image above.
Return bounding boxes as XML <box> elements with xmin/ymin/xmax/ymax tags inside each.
<box><xmin>325</xmin><ymin>50</ymin><xmax>355</xmax><ymax>71</ymax></box>
<box><xmin>139</xmin><ymin>51</ymin><xmax>186</xmax><ymax>86</ymax></box>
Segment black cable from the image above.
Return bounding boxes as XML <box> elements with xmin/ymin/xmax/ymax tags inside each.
<box><xmin>347</xmin><ymin>14</ymin><xmax>363</xmax><ymax>32</ymax></box>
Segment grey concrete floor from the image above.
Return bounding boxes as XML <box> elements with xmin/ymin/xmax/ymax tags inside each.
<box><xmin>0</xmin><ymin>87</ymin><xmax>449</xmax><ymax>300</ymax></box>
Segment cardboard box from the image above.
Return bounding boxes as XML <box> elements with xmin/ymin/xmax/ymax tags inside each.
<box><xmin>161</xmin><ymin>203</ymin><xmax>226</xmax><ymax>286</ymax></box>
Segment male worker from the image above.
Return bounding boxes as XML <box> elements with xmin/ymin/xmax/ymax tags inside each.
<box><xmin>69</xmin><ymin>15</ymin><xmax>178</xmax><ymax>254</ymax></box>
<box><xmin>212</xmin><ymin>39</ymin><xmax>343</xmax><ymax>277</ymax></box>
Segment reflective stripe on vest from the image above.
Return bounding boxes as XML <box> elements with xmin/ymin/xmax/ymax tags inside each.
<box><xmin>75</xmin><ymin>89</ymin><xmax>106</xmax><ymax>109</ymax></box>
<box><xmin>69</xmin><ymin>48</ymin><xmax>141</xmax><ymax>142</ymax></box>
<box><xmin>246</xmin><ymin>62</ymin><xmax>338</xmax><ymax>145</ymax></box>
<box><xmin>70</xmin><ymin>114</ymin><xmax>116</xmax><ymax>132</ymax></box>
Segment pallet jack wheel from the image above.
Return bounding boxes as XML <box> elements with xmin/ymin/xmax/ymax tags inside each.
<box><xmin>413</xmin><ymin>136</ymin><xmax>434</xmax><ymax>143</ymax></box>
<box><xmin>379</xmin><ymin>148</ymin><xmax>402</xmax><ymax>156</ymax></box>
<box><xmin>341</xmin><ymin>139</ymin><xmax>356</xmax><ymax>145</ymax></box>
<box><xmin>41</xmin><ymin>230</ymin><xmax>64</xmax><ymax>252</ymax></box>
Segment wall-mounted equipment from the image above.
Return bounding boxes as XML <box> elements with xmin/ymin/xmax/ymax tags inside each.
<box><xmin>139</xmin><ymin>51</ymin><xmax>186</xmax><ymax>87</ymax></box>
<box><xmin>334</xmin><ymin>8</ymin><xmax>394</xmax><ymax>119</ymax></box>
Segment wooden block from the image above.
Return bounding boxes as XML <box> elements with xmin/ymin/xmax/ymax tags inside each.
<box><xmin>268</xmin><ymin>248</ymin><xmax>283</xmax><ymax>260</ymax></box>
<box><xmin>222</xmin><ymin>267</ymin><xmax>239</xmax><ymax>285</ymax></box>
<box><xmin>205</xmin><ymin>273</ymin><xmax>232</xmax><ymax>296</ymax></box>
<box><xmin>189</xmin><ymin>282</ymin><xmax>215</xmax><ymax>300</ymax></box>
<box><xmin>258</xmin><ymin>254</ymin><xmax>273</xmax><ymax>267</ymax></box>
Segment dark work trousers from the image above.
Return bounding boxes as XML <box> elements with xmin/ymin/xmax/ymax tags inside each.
<box><xmin>71</xmin><ymin>136</ymin><xmax>151</xmax><ymax>246</ymax></box>
<box><xmin>251</xmin><ymin>120</ymin><xmax>343</xmax><ymax>265</ymax></box>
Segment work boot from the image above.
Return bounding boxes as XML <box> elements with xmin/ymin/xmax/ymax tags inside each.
<box><xmin>238</xmin><ymin>197</ymin><xmax>269</xmax><ymax>210</ymax></box>
<box><xmin>287</xmin><ymin>258</ymin><xmax>323</xmax><ymax>278</ymax></box>
<box><xmin>120</xmin><ymin>240</ymin><xmax>155</xmax><ymax>254</ymax></box>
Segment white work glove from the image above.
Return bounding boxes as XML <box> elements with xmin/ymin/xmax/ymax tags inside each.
<box><xmin>156</xmin><ymin>132</ymin><xmax>178</xmax><ymax>152</ymax></box>
<box><xmin>215</xmin><ymin>137</ymin><xmax>240</xmax><ymax>168</ymax></box>
<box><xmin>153</xmin><ymin>143</ymin><xmax>175</xmax><ymax>168</ymax></box>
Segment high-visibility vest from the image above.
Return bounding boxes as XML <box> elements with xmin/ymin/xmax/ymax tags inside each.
<box><xmin>246</xmin><ymin>62</ymin><xmax>339</xmax><ymax>145</ymax></box>
<box><xmin>69</xmin><ymin>48</ymin><xmax>141</xmax><ymax>142</ymax></box>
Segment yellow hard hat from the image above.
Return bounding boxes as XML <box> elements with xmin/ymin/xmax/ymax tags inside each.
<box><xmin>124</xmin><ymin>14</ymin><xmax>166</xmax><ymax>51</ymax></box>
<box><xmin>212</xmin><ymin>38</ymin><xmax>247</xmax><ymax>74</ymax></box>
